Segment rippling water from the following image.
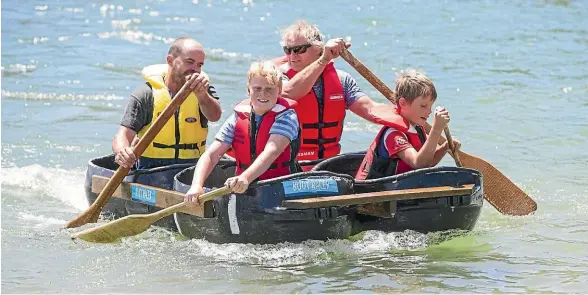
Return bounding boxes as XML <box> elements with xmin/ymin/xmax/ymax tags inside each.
<box><xmin>2</xmin><ymin>0</ymin><xmax>587</xmax><ymax>293</ymax></box>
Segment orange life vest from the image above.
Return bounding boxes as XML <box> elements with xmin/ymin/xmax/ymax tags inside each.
<box><xmin>232</xmin><ymin>97</ymin><xmax>300</xmax><ymax>180</ymax></box>
<box><xmin>355</xmin><ymin>107</ymin><xmax>426</xmax><ymax>180</ymax></box>
<box><xmin>284</xmin><ymin>62</ymin><xmax>346</xmax><ymax>161</ymax></box>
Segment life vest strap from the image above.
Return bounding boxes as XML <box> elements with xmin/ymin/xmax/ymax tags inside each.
<box><xmin>303</xmin><ymin>137</ymin><xmax>338</xmax><ymax>145</ymax></box>
<box><xmin>301</xmin><ymin>121</ymin><xmax>339</xmax><ymax>129</ymax></box>
<box><xmin>153</xmin><ymin>141</ymin><xmax>206</xmax><ymax>150</ymax></box>
<box><xmin>238</xmin><ymin>161</ymin><xmax>292</xmax><ymax>170</ymax></box>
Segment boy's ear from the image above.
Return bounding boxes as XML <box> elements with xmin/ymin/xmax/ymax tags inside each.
<box><xmin>166</xmin><ymin>55</ymin><xmax>173</xmax><ymax>67</ymax></box>
<box><xmin>398</xmin><ymin>97</ymin><xmax>408</xmax><ymax>108</ymax></box>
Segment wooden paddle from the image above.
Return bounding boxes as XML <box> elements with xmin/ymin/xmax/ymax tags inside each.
<box><xmin>340</xmin><ymin>49</ymin><xmax>537</xmax><ymax>216</ymax></box>
<box><xmin>443</xmin><ymin>126</ymin><xmax>463</xmax><ymax>167</ymax></box>
<box><xmin>72</xmin><ymin>186</ymin><xmax>231</xmax><ymax>243</ymax></box>
<box><xmin>65</xmin><ymin>82</ymin><xmax>193</xmax><ymax>229</ymax></box>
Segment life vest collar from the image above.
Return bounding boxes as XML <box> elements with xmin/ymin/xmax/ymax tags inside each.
<box><xmin>141</xmin><ymin>64</ymin><xmax>210</xmax><ymax>91</ymax></box>
<box><xmin>367</xmin><ymin>105</ymin><xmax>415</xmax><ymax>132</ymax></box>
<box><xmin>142</xmin><ymin>64</ymin><xmax>168</xmax><ymax>89</ymax></box>
<box><xmin>234</xmin><ymin>98</ymin><xmax>296</xmax><ymax>114</ymax></box>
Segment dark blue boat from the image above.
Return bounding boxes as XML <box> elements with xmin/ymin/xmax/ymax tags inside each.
<box><xmin>84</xmin><ymin>152</ymin><xmax>483</xmax><ymax>244</ymax></box>
<box><xmin>84</xmin><ymin>154</ymin><xmax>195</xmax><ymax>231</ymax></box>
<box><xmin>172</xmin><ymin>158</ymin><xmax>356</xmax><ymax>244</ymax></box>
<box><xmin>310</xmin><ymin>153</ymin><xmax>484</xmax><ymax>234</ymax></box>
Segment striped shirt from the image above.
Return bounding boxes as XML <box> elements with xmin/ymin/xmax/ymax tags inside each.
<box><xmin>215</xmin><ymin>109</ymin><xmax>299</xmax><ymax>145</ymax></box>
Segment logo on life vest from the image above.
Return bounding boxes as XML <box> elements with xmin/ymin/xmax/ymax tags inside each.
<box><xmin>329</xmin><ymin>94</ymin><xmax>344</xmax><ymax>101</ymax></box>
<box><xmin>185</xmin><ymin>117</ymin><xmax>197</xmax><ymax>123</ymax></box>
<box><xmin>396</xmin><ymin>137</ymin><xmax>408</xmax><ymax>145</ymax></box>
<box><xmin>298</xmin><ymin>150</ymin><xmax>315</xmax><ymax>157</ymax></box>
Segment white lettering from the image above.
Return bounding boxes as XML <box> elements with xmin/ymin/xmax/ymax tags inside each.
<box><xmin>298</xmin><ymin>151</ymin><xmax>315</xmax><ymax>157</ymax></box>
<box><xmin>292</xmin><ymin>180</ymin><xmax>331</xmax><ymax>192</ymax></box>
<box><xmin>135</xmin><ymin>188</ymin><xmax>155</xmax><ymax>202</ymax></box>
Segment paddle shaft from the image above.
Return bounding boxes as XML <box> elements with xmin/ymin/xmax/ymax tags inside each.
<box><xmin>65</xmin><ymin>82</ymin><xmax>193</xmax><ymax>228</ymax></box>
<box><xmin>443</xmin><ymin>126</ymin><xmax>463</xmax><ymax>167</ymax></box>
<box><xmin>148</xmin><ymin>186</ymin><xmax>232</xmax><ymax>221</ymax></box>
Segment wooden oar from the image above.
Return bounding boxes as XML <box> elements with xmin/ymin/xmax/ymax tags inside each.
<box><xmin>65</xmin><ymin>82</ymin><xmax>193</xmax><ymax>229</ymax></box>
<box><xmin>443</xmin><ymin>126</ymin><xmax>463</xmax><ymax>167</ymax></box>
<box><xmin>340</xmin><ymin>49</ymin><xmax>537</xmax><ymax>216</ymax></box>
<box><xmin>72</xmin><ymin>186</ymin><xmax>231</xmax><ymax>243</ymax></box>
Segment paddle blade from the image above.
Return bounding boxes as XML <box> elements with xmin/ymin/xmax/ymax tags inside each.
<box><xmin>457</xmin><ymin>151</ymin><xmax>537</xmax><ymax>216</ymax></box>
<box><xmin>72</xmin><ymin>214</ymin><xmax>156</xmax><ymax>243</ymax></box>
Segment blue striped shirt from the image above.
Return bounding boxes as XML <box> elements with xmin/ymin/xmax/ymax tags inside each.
<box><xmin>215</xmin><ymin>109</ymin><xmax>299</xmax><ymax>145</ymax></box>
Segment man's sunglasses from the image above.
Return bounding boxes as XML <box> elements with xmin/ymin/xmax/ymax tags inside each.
<box><xmin>283</xmin><ymin>44</ymin><xmax>313</xmax><ymax>55</ymax></box>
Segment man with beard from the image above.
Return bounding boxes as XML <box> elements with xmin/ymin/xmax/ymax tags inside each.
<box><xmin>112</xmin><ymin>37</ymin><xmax>222</xmax><ymax>170</ymax></box>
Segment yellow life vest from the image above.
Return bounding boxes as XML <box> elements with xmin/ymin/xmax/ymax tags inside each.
<box><xmin>137</xmin><ymin>64</ymin><xmax>208</xmax><ymax>160</ymax></box>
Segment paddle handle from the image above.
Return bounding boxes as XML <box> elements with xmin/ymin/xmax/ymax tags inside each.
<box><xmin>340</xmin><ymin>50</ymin><xmax>397</xmax><ymax>103</ymax></box>
<box><xmin>65</xmin><ymin>82</ymin><xmax>193</xmax><ymax>228</ymax></box>
<box><xmin>443</xmin><ymin>126</ymin><xmax>463</xmax><ymax>167</ymax></box>
<box><xmin>149</xmin><ymin>186</ymin><xmax>232</xmax><ymax>221</ymax></box>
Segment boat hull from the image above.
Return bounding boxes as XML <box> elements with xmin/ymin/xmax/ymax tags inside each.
<box><xmin>84</xmin><ymin>154</ymin><xmax>195</xmax><ymax>231</ymax></box>
<box><xmin>86</xmin><ymin>151</ymin><xmax>483</xmax><ymax>244</ymax></box>
<box><xmin>173</xmin><ymin>159</ymin><xmax>356</xmax><ymax>244</ymax></box>
<box><xmin>310</xmin><ymin>153</ymin><xmax>484</xmax><ymax>234</ymax></box>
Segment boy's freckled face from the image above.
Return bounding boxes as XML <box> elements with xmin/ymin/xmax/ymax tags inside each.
<box><xmin>400</xmin><ymin>95</ymin><xmax>435</xmax><ymax>126</ymax></box>
<box><xmin>248</xmin><ymin>75</ymin><xmax>280</xmax><ymax>116</ymax></box>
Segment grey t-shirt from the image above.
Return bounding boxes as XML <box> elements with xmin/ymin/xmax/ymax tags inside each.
<box><xmin>282</xmin><ymin>69</ymin><xmax>366</xmax><ymax>109</ymax></box>
<box><xmin>120</xmin><ymin>83</ymin><xmax>220</xmax><ymax>132</ymax></box>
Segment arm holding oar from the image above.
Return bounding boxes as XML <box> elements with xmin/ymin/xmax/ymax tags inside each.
<box><xmin>72</xmin><ymin>185</ymin><xmax>231</xmax><ymax>243</ymax></box>
<box><xmin>352</xmin><ymin>69</ymin><xmax>459</xmax><ymax>179</ymax></box>
<box><xmin>65</xmin><ymin>82</ymin><xmax>193</xmax><ymax>229</ymax></box>
<box><xmin>340</xmin><ymin>49</ymin><xmax>537</xmax><ymax>216</ymax></box>
<box><xmin>273</xmin><ymin>21</ymin><xmax>384</xmax><ymax>166</ymax></box>
<box><xmin>66</xmin><ymin>38</ymin><xmax>223</xmax><ymax>229</ymax></box>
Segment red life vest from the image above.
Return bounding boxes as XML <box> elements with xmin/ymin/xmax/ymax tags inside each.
<box><xmin>355</xmin><ymin>106</ymin><xmax>426</xmax><ymax>180</ymax></box>
<box><xmin>232</xmin><ymin>97</ymin><xmax>300</xmax><ymax>181</ymax></box>
<box><xmin>284</xmin><ymin>62</ymin><xmax>346</xmax><ymax>161</ymax></box>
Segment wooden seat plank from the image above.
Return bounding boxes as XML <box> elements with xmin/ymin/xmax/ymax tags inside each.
<box><xmin>91</xmin><ymin>175</ymin><xmax>209</xmax><ymax>216</ymax></box>
<box><xmin>281</xmin><ymin>184</ymin><xmax>474</xmax><ymax>209</ymax></box>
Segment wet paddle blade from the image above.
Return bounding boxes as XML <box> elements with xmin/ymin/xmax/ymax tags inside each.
<box><xmin>457</xmin><ymin>151</ymin><xmax>537</xmax><ymax>216</ymax></box>
<box><xmin>71</xmin><ymin>186</ymin><xmax>231</xmax><ymax>243</ymax></box>
<box><xmin>72</xmin><ymin>214</ymin><xmax>157</xmax><ymax>243</ymax></box>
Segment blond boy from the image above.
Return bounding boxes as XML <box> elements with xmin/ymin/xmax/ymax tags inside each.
<box><xmin>185</xmin><ymin>62</ymin><xmax>300</xmax><ymax>201</ymax></box>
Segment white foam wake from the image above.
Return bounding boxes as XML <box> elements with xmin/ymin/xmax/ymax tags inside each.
<box><xmin>18</xmin><ymin>212</ymin><xmax>67</xmax><ymax>228</ymax></box>
<box><xmin>1</xmin><ymin>164</ymin><xmax>89</xmax><ymax>211</ymax></box>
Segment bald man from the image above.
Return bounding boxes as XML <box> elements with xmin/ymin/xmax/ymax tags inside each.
<box><xmin>113</xmin><ymin>37</ymin><xmax>222</xmax><ymax>171</ymax></box>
